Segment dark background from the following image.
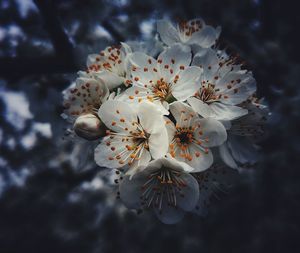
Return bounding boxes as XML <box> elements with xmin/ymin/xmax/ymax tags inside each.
<box><xmin>0</xmin><ymin>0</ymin><xmax>300</xmax><ymax>252</ymax></box>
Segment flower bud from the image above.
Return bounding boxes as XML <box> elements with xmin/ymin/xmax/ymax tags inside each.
<box><xmin>74</xmin><ymin>113</ymin><xmax>106</xmax><ymax>140</ymax></box>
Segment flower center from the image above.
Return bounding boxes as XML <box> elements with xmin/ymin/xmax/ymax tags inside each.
<box><xmin>152</xmin><ymin>79</ymin><xmax>172</xmax><ymax>102</ymax></box>
<box><xmin>196</xmin><ymin>83</ymin><xmax>218</xmax><ymax>103</ymax></box>
<box><xmin>169</xmin><ymin>123</ymin><xmax>209</xmax><ymax>161</ymax></box>
<box><xmin>106</xmin><ymin>121</ymin><xmax>150</xmax><ymax>166</ymax></box>
<box><xmin>175</xmin><ymin>127</ymin><xmax>194</xmax><ymax>144</ymax></box>
<box><xmin>131</xmin><ymin>127</ymin><xmax>150</xmax><ymax>149</ymax></box>
<box><xmin>140</xmin><ymin>168</ymin><xmax>187</xmax><ymax>212</ymax></box>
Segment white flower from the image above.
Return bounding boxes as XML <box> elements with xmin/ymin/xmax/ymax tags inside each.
<box><xmin>165</xmin><ymin>101</ymin><xmax>227</xmax><ymax>172</ymax></box>
<box><xmin>119</xmin><ymin>157</ymin><xmax>200</xmax><ymax>224</ymax></box>
<box><xmin>62</xmin><ymin>77</ymin><xmax>109</xmax><ymax>123</ymax></box>
<box><xmin>187</xmin><ymin>48</ymin><xmax>256</xmax><ymax>121</ymax></box>
<box><xmin>94</xmin><ymin>100</ymin><xmax>168</xmax><ymax>175</ymax></box>
<box><xmin>157</xmin><ymin>19</ymin><xmax>221</xmax><ymax>48</ymax></box>
<box><xmin>192</xmin><ymin>163</ymin><xmax>238</xmax><ymax>216</ymax></box>
<box><xmin>219</xmin><ymin>98</ymin><xmax>269</xmax><ymax>170</ymax></box>
<box><xmin>123</xmin><ymin>43</ymin><xmax>202</xmax><ymax>114</ymax></box>
<box><xmin>79</xmin><ymin>43</ymin><xmax>132</xmax><ymax>90</ymax></box>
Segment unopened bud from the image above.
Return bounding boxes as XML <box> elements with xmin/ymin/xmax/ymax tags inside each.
<box><xmin>74</xmin><ymin>113</ymin><xmax>106</xmax><ymax>140</ymax></box>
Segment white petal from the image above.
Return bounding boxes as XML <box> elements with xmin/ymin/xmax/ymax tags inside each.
<box><xmin>93</xmin><ymin>71</ymin><xmax>124</xmax><ymax>90</ymax></box>
<box><xmin>144</xmin><ymin>157</ymin><xmax>191</xmax><ymax>173</ymax></box>
<box><xmin>208</xmin><ymin>102</ymin><xmax>248</xmax><ymax>120</ymax></box>
<box><xmin>157</xmin><ymin>20</ymin><xmax>180</xmax><ymax>46</ymax></box>
<box><xmin>187</xmin><ymin>144</ymin><xmax>214</xmax><ymax>172</ymax></box>
<box><xmin>137</xmin><ymin>103</ymin><xmax>169</xmax><ymax>159</ymax></box>
<box><xmin>176</xmin><ymin>172</ymin><xmax>200</xmax><ymax>211</ymax></box>
<box><xmin>86</xmin><ymin>53</ymin><xmax>100</xmax><ymax>66</ymax></box>
<box><xmin>218</xmin><ymin>72</ymin><xmax>257</xmax><ymax>105</ymax></box>
<box><xmin>126</xmin><ymin>149</ymin><xmax>151</xmax><ymax>177</ymax></box>
<box><xmin>98</xmin><ymin>100</ymin><xmax>137</xmax><ymax>132</ymax></box>
<box><xmin>171</xmin><ymin>66</ymin><xmax>202</xmax><ymax>101</ymax></box>
<box><xmin>196</xmin><ymin>118</ymin><xmax>227</xmax><ymax>147</ymax></box>
<box><xmin>192</xmin><ymin>48</ymin><xmax>219</xmax><ymax>80</ymax></box>
<box><xmin>188</xmin><ymin>26</ymin><xmax>220</xmax><ymax>48</ymax></box>
<box><xmin>192</xmin><ymin>48</ymin><xmax>218</xmax><ymax>66</ymax></box>
<box><xmin>165</xmin><ymin>154</ymin><xmax>197</xmax><ymax>173</ymax></box>
<box><xmin>126</xmin><ymin>39</ymin><xmax>164</xmax><ymax>57</ymax></box>
<box><xmin>164</xmin><ymin>117</ymin><xmax>176</xmax><ymax>143</ymax></box>
<box><xmin>169</xmin><ymin>101</ymin><xmax>196</xmax><ymax>123</ymax></box>
<box><xmin>148</xmin><ymin>130</ymin><xmax>168</xmax><ymax>159</ymax></box>
<box><xmin>128</xmin><ymin>52</ymin><xmax>159</xmax><ymax>86</ymax></box>
<box><xmin>119</xmin><ymin>174</ymin><xmax>144</xmax><ymax>209</ymax></box>
<box><xmin>219</xmin><ymin>143</ymin><xmax>238</xmax><ymax>169</ymax></box>
<box><xmin>122</xmin><ymin>86</ymin><xmax>169</xmax><ymax>115</ymax></box>
<box><xmin>120</xmin><ymin>42</ymin><xmax>132</xmax><ymax>55</ymax></box>
<box><xmin>137</xmin><ymin>102</ymin><xmax>165</xmax><ymax>133</ymax></box>
<box><xmin>157</xmin><ymin>43</ymin><xmax>191</xmax><ymax>82</ymax></box>
<box><xmin>220</xmin><ymin>120</ymin><xmax>232</xmax><ymax>130</ymax></box>
<box><xmin>154</xmin><ymin>204</ymin><xmax>185</xmax><ymax>224</ymax></box>
<box><xmin>227</xmin><ymin>136</ymin><xmax>259</xmax><ymax>164</ymax></box>
<box><xmin>187</xmin><ymin>97</ymin><xmax>212</xmax><ymax>118</ymax></box>
<box><xmin>94</xmin><ymin>136</ymin><xmax>130</xmax><ymax>169</ymax></box>
<box><xmin>128</xmin><ymin>51</ymin><xmax>157</xmax><ymax>68</ymax></box>
<box><xmin>63</xmin><ymin>77</ymin><xmax>109</xmax><ymax>120</ymax></box>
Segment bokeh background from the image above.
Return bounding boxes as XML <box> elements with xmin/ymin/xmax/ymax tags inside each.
<box><xmin>0</xmin><ymin>0</ymin><xmax>300</xmax><ymax>252</ymax></box>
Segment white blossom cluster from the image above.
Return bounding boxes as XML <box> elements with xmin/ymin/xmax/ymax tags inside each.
<box><xmin>62</xmin><ymin>19</ymin><xmax>268</xmax><ymax>224</ymax></box>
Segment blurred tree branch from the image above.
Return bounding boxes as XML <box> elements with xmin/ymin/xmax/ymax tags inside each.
<box><xmin>0</xmin><ymin>0</ymin><xmax>77</xmax><ymax>79</ymax></box>
<box><xmin>102</xmin><ymin>19</ymin><xmax>125</xmax><ymax>42</ymax></box>
<box><xmin>33</xmin><ymin>0</ymin><xmax>74</xmax><ymax>60</ymax></box>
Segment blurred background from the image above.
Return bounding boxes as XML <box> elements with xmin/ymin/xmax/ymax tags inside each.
<box><xmin>0</xmin><ymin>0</ymin><xmax>300</xmax><ymax>252</ymax></box>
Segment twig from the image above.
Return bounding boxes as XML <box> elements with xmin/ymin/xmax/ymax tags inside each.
<box><xmin>33</xmin><ymin>0</ymin><xmax>74</xmax><ymax>60</ymax></box>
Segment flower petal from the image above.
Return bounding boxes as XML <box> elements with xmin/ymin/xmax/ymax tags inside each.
<box><xmin>187</xmin><ymin>97</ymin><xmax>212</xmax><ymax>118</ymax></box>
<box><xmin>63</xmin><ymin>77</ymin><xmax>109</xmax><ymax>121</ymax></box>
<box><xmin>92</xmin><ymin>71</ymin><xmax>125</xmax><ymax>90</ymax></box>
<box><xmin>219</xmin><ymin>143</ymin><xmax>238</xmax><ymax>169</ymax></box>
<box><xmin>128</xmin><ymin>51</ymin><xmax>157</xmax><ymax>68</ymax></box>
<box><xmin>98</xmin><ymin>100</ymin><xmax>137</xmax><ymax>132</ymax></box>
<box><xmin>171</xmin><ymin>66</ymin><xmax>202</xmax><ymax>101</ymax></box>
<box><xmin>176</xmin><ymin>172</ymin><xmax>200</xmax><ymax>211</ymax></box>
<box><xmin>122</xmin><ymin>86</ymin><xmax>170</xmax><ymax>115</ymax></box>
<box><xmin>169</xmin><ymin>101</ymin><xmax>196</xmax><ymax>123</ymax></box>
<box><xmin>157</xmin><ymin>20</ymin><xmax>181</xmax><ymax>46</ymax></box>
<box><xmin>137</xmin><ymin>102</ymin><xmax>166</xmax><ymax>133</ymax></box>
<box><xmin>164</xmin><ymin>117</ymin><xmax>176</xmax><ymax>143</ymax></box>
<box><xmin>157</xmin><ymin>43</ymin><xmax>191</xmax><ymax>82</ymax></box>
<box><xmin>119</xmin><ymin>174</ymin><xmax>144</xmax><ymax>209</ymax></box>
<box><xmin>126</xmin><ymin>39</ymin><xmax>164</xmax><ymax>57</ymax></box>
<box><xmin>154</xmin><ymin>203</ymin><xmax>185</xmax><ymax>224</ymax></box>
<box><xmin>94</xmin><ymin>136</ymin><xmax>131</xmax><ymax>169</ymax></box>
<box><xmin>227</xmin><ymin>135</ymin><xmax>259</xmax><ymax>164</ymax></box>
<box><xmin>187</xmin><ymin>144</ymin><xmax>214</xmax><ymax>172</ymax></box>
<box><xmin>128</xmin><ymin>52</ymin><xmax>159</xmax><ymax>87</ymax></box>
<box><xmin>192</xmin><ymin>47</ymin><xmax>218</xmax><ymax>65</ymax></box>
<box><xmin>218</xmin><ymin>72</ymin><xmax>257</xmax><ymax>105</ymax></box>
<box><xmin>148</xmin><ymin>131</ymin><xmax>168</xmax><ymax>159</ymax></box>
<box><xmin>126</xmin><ymin>149</ymin><xmax>151</xmax><ymax>177</ymax></box>
<box><xmin>188</xmin><ymin>25</ymin><xmax>221</xmax><ymax>48</ymax></box>
<box><xmin>137</xmin><ymin>103</ymin><xmax>169</xmax><ymax>159</ymax></box>
<box><xmin>192</xmin><ymin>102</ymin><xmax>248</xmax><ymax>120</ymax></box>
<box><xmin>196</xmin><ymin>118</ymin><xmax>227</xmax><ymax>147</ymax></box>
